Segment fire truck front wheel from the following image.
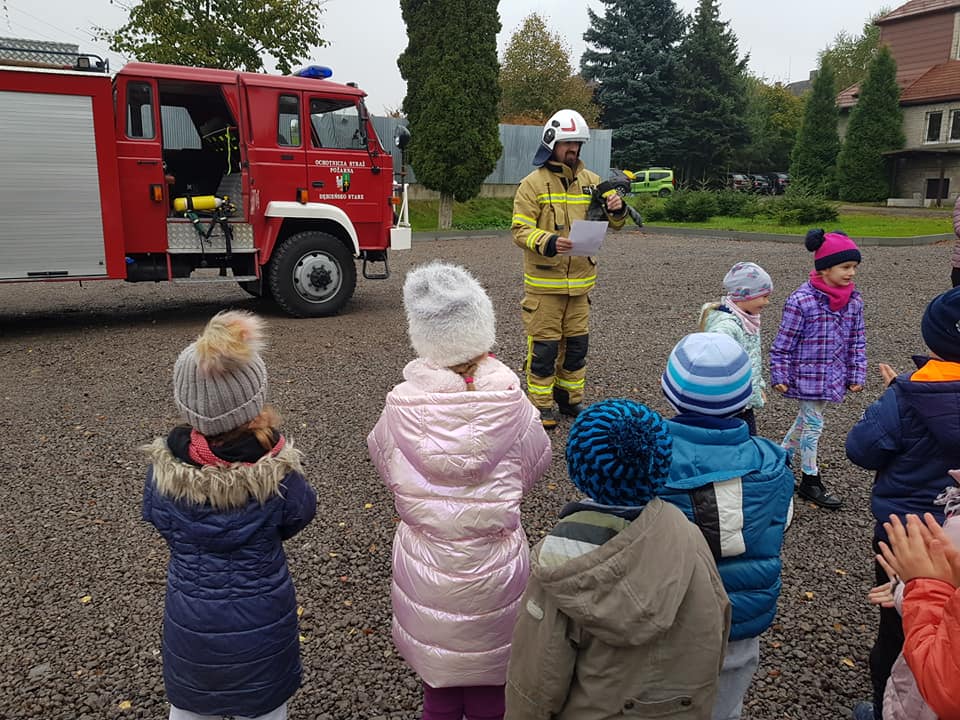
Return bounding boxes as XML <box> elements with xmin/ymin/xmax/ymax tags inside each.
<box><xmin>268</xmin><ymin>231</ymin><xmax>357</xmax><ymax>317</ymax></box>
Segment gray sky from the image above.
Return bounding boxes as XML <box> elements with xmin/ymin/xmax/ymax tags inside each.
<box><xmin>5</xmin><ymin>0</ymin><xmax>890</xmax><ymax>114</ymax></box>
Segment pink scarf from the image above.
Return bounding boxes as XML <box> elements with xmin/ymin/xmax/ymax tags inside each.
<box><xmin>721</xmin><ymin>295</ymin><xmax>761</xmax><ymax>335</ymax></box>
<box><xmin>188</xmin><ymin>429</ymin><xmax>285</xmax><ymax>467</ymax></box>
<box><xmin>809</xmin><ymin>270</ymin><xmax>855</xmax><ymax>311</ymax></box>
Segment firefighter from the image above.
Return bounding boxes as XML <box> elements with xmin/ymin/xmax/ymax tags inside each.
<box><xmin>512</xmin><ymin>109</ymin><xmax>627</xmax><ymax>429</ymax></box>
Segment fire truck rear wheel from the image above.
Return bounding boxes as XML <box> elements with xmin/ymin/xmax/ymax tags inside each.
<box><xmin>268</xmin><ymin>230</ymin><xmax>357</xmax><ymax>317</ymax></box>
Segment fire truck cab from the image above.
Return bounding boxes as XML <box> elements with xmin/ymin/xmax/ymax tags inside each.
<box><xmin>0</xmin><ymin>59</ymin><xmax>411</xmax><ymax>317</ymax></box>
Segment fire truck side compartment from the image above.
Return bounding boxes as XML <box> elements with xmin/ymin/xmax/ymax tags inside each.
<box><xmin>0</xmin><ymin>88</ymin><xmax>115</xmax><ymax>280</ymax></box>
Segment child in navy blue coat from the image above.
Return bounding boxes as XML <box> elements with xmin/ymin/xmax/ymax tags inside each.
<box><xmin>142</xmin><ymin>311</ymin><xmax>317</xmax><ymax>720</ymax></box>
<box><xmin>846</xmin><ymin>287</ymin><xmax>960</xmax><ymax>720</ymax></box>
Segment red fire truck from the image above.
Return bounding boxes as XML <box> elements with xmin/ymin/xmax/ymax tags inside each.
<box><xmin>0</xmin><ymin>55</ymin><xmax>411</xmax><ymax>317</ymax></box>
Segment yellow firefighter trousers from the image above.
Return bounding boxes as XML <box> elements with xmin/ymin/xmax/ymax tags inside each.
<box><xmin>521</xmin><ymin>293</ymin><xmax>590</xmax><ymax>409</ymax></box>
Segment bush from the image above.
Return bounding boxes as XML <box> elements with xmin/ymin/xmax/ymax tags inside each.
<box><xmin>767</xmin><ymin>190</ymin><xmax>839</xmax><ymax>226</ymax></box>
<box><xmin>642</xmin><ymin>203</ymin><xmax>666</xmax><ymax>222</ymax></box>
<box><xmin>664</xmin><ymin>191</ymin><xmax>718</xmax><ymax>222</ymax></box>
<box><xmin>715</xmin><ymin>190</ymin><xmax>762</xmax><ymax>218</ymax></box>
<box><xmin>629</xmin><ymin>195</ymin><xmax>665</xmax><ymax>222</ymax></box>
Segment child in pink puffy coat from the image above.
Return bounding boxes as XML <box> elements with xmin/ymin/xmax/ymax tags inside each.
<box><xmin>367</xmin><ymin>261</ymin><xmax>552</xmax><ymax>720</ymax></box>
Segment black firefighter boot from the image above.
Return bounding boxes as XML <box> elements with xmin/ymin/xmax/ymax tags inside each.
<box><xmin>539</xmin><ymin>406</ymin><xmax>559</xmax><ymax>430</ymax></box>
<box><xmin>797</xmin><ymin>472</ymin><xmax>843</xmax><ymax>510</ymax></box>
<box><xmin>554</xmin><ymin>387</ymin><xmax>583</xmax><ymax>419</ymax></box>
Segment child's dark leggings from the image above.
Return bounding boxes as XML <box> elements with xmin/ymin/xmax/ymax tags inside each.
<box><xmin>869</xmin><ymin>543</ymin><xmax>904</xmax><ymax>720</ymax></box>
<box><xmin>422</xmin><ymin>683</ymin><xmax>505</xmax><ymax>720</ymax></box>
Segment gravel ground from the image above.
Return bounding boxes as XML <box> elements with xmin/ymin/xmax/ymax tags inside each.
<box><xmin>0</xmin><ymin>230</ymin><xmax>951</xmax><ymax>719</ymax></box>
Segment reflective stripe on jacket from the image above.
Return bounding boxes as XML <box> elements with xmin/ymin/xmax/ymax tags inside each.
<box><xmin>511</xmin><ymin>161</ymin><xmax>625</xmax><ymax>296</ymax></box>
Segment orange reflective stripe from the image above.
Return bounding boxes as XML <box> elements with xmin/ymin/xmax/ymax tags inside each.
<box><xmin>910</xmin><ymin>359</ymin><xmax>960</xmax><ymax>382</ymax></box>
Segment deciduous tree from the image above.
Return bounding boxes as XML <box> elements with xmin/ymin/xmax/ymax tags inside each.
<box><xmin>398</xmin><ymin>0</ymin><xmax>502</xmax><ymax>229</ymax></box>
<box><xmin>581</xmin><ymin>0</ymin><xmax>685</xmax><ymax>169</ymax></box>
<box><xmin>819</xmin><ymin>9</ymin><xmax>888</xmax><ymax>93</ymax></box>
<box><xmin>733</xmin><ymin>77</ymin><xmax>804</xmax><ymax>171</ymax></box>
<box><xmin>499</xmin><ymin>13</ymin><xmax>598</xmax><ymax>126</ymax></box>
<box><xmin>95</xmin><ymin>0</ymin><xmax>327</xmax><ymax>74</ymax></box>
<box><xmin>836</xmin><ymin>45</ymin><xmax>904</xmax><ymax>201</ymax></box>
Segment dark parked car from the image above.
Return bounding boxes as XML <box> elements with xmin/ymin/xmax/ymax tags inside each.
<box><xmin>749</xmin><ymin>174</ymin><xmax>772</xmax><ymax>194</ymax></box>
<box><xmin>767</xmin><ymin>172</ymin><xmax>790</xmax><ymax>194</ymax></box>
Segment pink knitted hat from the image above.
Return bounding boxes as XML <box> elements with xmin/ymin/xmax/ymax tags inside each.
<box><xmin>805</xmin><ymin>229</ymin><xmax>862</xmax><ymax>271</ymax></box>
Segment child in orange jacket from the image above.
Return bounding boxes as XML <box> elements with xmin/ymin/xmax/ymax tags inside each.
<box><xmin>878</xmin><ymin>510</ymin><xmax>960</xmax><ymax>719</ymax></box>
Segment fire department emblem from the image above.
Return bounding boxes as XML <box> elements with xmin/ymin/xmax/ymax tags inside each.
<box><xmin>336</xmin><ymin>172</ymin><xmax>351</xmax><ymax>193</ymax></box>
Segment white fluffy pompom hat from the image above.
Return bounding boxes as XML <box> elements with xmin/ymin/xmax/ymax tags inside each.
<box><xmin>173</xmin><ymin>310</ymin><xmax>268</xmax><ymax>436</ymax></box>
<box><xmin>403</xmin><ymin>261</ymin><xmax>496</xmax><ymax>366</ymax></box>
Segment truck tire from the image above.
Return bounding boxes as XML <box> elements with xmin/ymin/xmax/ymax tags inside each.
<box><xmin>658</xmin><ymin>188</ymin><xmax>671</xmax><ymax>197</ymax></box>
<box><xmin>268</xmin><ymin>231</ymin><xmax>357</xmax><ymax>317</ymax></box>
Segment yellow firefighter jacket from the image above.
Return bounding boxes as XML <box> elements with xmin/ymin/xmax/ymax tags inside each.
<box><xmin>512</xmin><ymin>160</ymin><xmax>626</xmax><ymax>296</ymax></box>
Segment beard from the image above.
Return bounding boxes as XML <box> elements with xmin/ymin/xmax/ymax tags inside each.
<box><xmin>561</xmin><ymin>150</ymin><xmax>580</xmax><ymax>169</ymax></box>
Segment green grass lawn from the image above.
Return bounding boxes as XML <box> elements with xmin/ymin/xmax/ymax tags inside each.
<box><xmin>410</xmin><ymin>197</ymin><xmax>952</xmax><ymax>237</ymax></box>
<box><xmin>644</xmin><ymin>214</ymin><xmax>952</xmax><ymax>237</ymax></box>
<box><xmin>410</xmin><ymin>197</ymin><xmax>512</xmax><ymax>232</ymax></box>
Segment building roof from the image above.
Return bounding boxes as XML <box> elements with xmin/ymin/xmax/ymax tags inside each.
<box><xmin>838</xmin><ymin>60</ymin><xmax>960</xmax><ymax>108</ymax></box>
<box><xmin>837</xmin><ymin>82</ymin><xmax>861</xmax><ymax>109</ymax></box>
<box><xmin>883</xmin><ymin>143</ymin><xmax>960</xmax><ymax>156</ymax></box>
<box><xmin>877</xmin><ymin>0</ymin><xmax>960</xmax><ymax>23</ymax></box>
<box><xmin>900</xmin><ymin>60</ymin><xmax>960</xmax><ymax>103</ymax></box>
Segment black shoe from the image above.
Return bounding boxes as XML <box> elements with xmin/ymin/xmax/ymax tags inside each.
<box><xmin>798</xmin><ymin>473</ymin><xmax>843</xmax><ymax>510</ymax></box>
<box><xmin>539</xmin><ymin>407</ymin><xmax>559</xmax><ymax>430</ymax></box>
<box><xmin>558</xmin><ymin>402</ymin><xmax>583</xmax><ymax>418</ymax></box>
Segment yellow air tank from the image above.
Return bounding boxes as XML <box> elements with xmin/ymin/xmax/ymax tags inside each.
<box><xmin>173</xmin><ymin>195</ymin><xmax>225</xmax><ymax>213</ymax></box>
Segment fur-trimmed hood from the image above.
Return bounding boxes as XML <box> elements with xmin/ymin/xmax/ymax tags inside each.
<box><xmin>143</xmin><ymin>437</ymin><xmax>303</xmax><ymax>510</ymax></box>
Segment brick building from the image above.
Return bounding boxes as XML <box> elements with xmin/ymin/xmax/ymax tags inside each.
<box><xmin>838</xmin><ymin>0</ymin><xmax>960</xmax><ymax>205</ymax></box>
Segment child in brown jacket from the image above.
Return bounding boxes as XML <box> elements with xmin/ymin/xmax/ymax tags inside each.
<box><xmin>505</xmin><ymin>399</ymin><xmax>730</xmax><ymax>719</ymax></box>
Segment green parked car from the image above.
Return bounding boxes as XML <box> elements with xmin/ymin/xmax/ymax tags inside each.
<box><xmin>627</xmin><ymin>168</ymin><xmax>675</xmax><ymax>197</ymax></box>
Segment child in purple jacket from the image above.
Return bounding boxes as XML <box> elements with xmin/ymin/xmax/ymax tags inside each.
<box><xmin>770</xmin><ymin>229</ymin><xmax>866</xmax><ymax>510</ymax></box>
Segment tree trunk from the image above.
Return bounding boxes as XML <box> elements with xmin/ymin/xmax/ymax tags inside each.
<box><xmin>438</xmin><ymin>193</ymin><xmax>454</xmax><ymax>230</ymax></box>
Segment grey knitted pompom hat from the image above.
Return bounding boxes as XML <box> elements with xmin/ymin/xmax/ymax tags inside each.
<box><xmin>173</xmin><ymin>310</ymin><xmax>268</xmax><ymax>436</ymax></box>
<box><xmin>403</xmin><ymin>261</ymin><xmax>496</xmax><ymax>366</ymax></box>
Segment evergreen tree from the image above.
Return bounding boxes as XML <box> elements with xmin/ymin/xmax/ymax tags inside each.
<box><xmin>96</xmin><ymin>0</ymin><xmax>326</xmax><ymax>73</ymax></box>
<box><xmin>398</xmin><ymin>0</ymin><xmax>502</xmax><ymax>229</ymax></box>
<box><xmin>789</xmin><ymin>58</ymin><xmax>841</xmax><ymax>196</ymax></box>
<box><xmin>670</xmin><ymin>0</ymin><xmax>749</xmax><ymax>182</ymax></box>
<box><xmin>499</xmin><ymin>14</ymin><xmax>599</xmax><ymax>125</ymax></box>
<box><xmin>580</xmin><ymin>0</ymin><xmax>685</xmax><ymax>169</ymax></box>
<box><xmin>836</xmin><ymin>45</ymin><xmax>904</xmax><ymax>201</ymax></box>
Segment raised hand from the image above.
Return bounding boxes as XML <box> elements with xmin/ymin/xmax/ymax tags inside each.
<box><xmin>879</xmin><ymin>514</ymin><xmax>957</xmax><ymax>586</ymax></box>
<box><xmin>879</xmin><ymin>363</ymin><xmax>898</xmax><ymax>387</ymax></box>
<box><xmin>868</xmin><ymin>553</ymin><xmax>899</xmax><ymax>608</ymax></box>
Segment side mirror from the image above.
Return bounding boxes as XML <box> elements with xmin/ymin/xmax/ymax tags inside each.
<box><xmin>394</xmin><ymin>125</ymin><xmax>411</xmax><ymax>150</ymax></box>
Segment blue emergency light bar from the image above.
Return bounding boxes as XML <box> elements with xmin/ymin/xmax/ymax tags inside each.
<box><xmin>292</xmin><ymin>65</ymin><xmax>333</xmax><ymax>79</ymax></box>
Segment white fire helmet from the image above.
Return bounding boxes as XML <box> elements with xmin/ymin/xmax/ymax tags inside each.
<box><xmin>533</xmin><ymin>109</ymin><xmax>590</xmax><ymax>166</ymax></box>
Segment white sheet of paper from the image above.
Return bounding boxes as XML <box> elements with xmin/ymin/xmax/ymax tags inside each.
<box><xmin>567</xmin><ymin>220</ymin><xmax>608</xmax><ymax>256</ymax></box>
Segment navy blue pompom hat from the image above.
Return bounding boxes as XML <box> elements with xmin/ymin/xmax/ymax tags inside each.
<box><xmin>922</xmin><ymin>286</ymin><xmax>960</xmax><ymax>363</ymax></box>
<box><xmin>565</xmin><ymin>399</ymin><xmax>673</xmax><ymax>506</ymax></box>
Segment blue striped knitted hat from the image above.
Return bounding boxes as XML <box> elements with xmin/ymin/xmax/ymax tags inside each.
<box><xmin>565</xmin><ymin>399</ymin><xmax>673</xmax><ymax>506</ymax></box>
<box><xmin>661</xmin><ymin>333</ymin><xmax>753</xmax><ymax>417</ymax></box>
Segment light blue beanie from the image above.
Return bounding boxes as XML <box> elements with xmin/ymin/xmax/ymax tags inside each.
<box><xmin>661</xmin><ymin>333</ymin><xmax>752</xmax><ymax>417</ymax></box>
